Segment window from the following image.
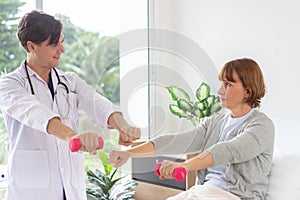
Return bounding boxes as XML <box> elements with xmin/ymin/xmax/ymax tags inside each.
<box><xmin>0</xmin><ymin>0</ymin><xmax>148</xmax><ymax>189</ymax></box>
<box><xmin>42</xmin><ymin>0</ymin><xmax>124</xmax><ymax>160</ymax></box>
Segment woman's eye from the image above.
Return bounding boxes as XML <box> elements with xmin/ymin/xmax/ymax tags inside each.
<box><xmin>224</xmin><ymin>81</ymin><xmax>231</xmax><ymax>87</ymax></box>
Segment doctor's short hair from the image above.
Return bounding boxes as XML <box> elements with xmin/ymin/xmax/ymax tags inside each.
<box><xmin>17</xmin><ymin>10</ymin><xmax>63</xmax><ymax>52</ymax></box>
<box><xmin>218</xmin><ymin>58</ymin><xmax>266</xmax><ymax>108</ymax></box>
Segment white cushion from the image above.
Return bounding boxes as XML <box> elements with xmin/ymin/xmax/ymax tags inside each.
<box><xmin>267</xmin><ymin>149</ymin><xmax>300</xmax><ymax>200</ymax></box>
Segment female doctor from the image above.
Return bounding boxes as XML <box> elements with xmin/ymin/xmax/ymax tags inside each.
<box><xmin>0</xmin><ymin>10</ymin><xmax>141</xmax><ymax>200</ymax></box>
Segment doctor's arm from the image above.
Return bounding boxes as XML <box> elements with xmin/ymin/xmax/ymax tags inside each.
<box><xmin>71</xmin><ymin>74</ymin><xmax>141</xmax><ymax>146</ymax></box>
<box><xmin>46</xmin><ymin>117</ymin><xmax>76</xmax><ymax>141</ymax></box>
<box><xmin>108</xmin><ymin>112</ymin><xmax>141</xmax><ymax>146</ymax></box>
<box><xmin>47</xmin><ymin>117</ymin><xmax>100</xmax><ymax>153</ymax></box>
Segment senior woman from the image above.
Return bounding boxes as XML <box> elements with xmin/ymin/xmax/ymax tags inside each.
<box><xmin>110</xmin><ymin>58</ymin><xmax>275</xmax><ymax>200</ymax></box>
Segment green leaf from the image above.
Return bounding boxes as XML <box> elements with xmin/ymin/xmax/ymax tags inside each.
<box><xmin>211</xmin><ymin>102</ymin><xmax>222</xmax><ymax>113</ymax></box>
<box><xmin>192</xmin><ymin>108</ymin><xmax>203</xmax><ymax>119</ymax></box>
<box><xmin>98</xmin><ymin>151</ymin><xmax>113</xmax><ymax>175</ymax></box>
<box><xmin>87</xmin><ymin>170</ymin><xmax>107</xmax><ymax>190</ymax></box>
<box><xmin>87</xmin><ymin>176</ymin><xmax>106</xmax><ymax>192</ymax></box>
<box><xmin>195</xmin><ymin>101</ymin><xmax>207</xmax><ymax>110</ymax></box>
<box><xmin>109</xmin><ymin>168</ymin><xmax>118</xmax><ymax>181</ymax></box>
<box><xmin>169</xmin><ymin>104</ymin><xmax>188</xmax><ymax>118</ymax></box>
<box><xmin>202</xmin><ymin>109</ymin><xmax>210</xmax><ymax>117</ymax></box>
<box><xmin>94</xmin><ymin>169</ymin><xmax>107</xmax><ymax>183</ymax></box>
<box><xmin>108</xmin><ymin>176</ymin><xmax>125</xmax><ymax>191</ymax></box>
<box><xmin>119</xmin><ymin>179</ymin><xmax>138</xmax><ymax>191</ymax></box>
<box><xmin>110</xmin><ymin>179</ymin><xmax>138</xmax><ymax>200</ymax></box>
<box><xmin>98</xmin><ymin>151</ymin><xmax>108</xmax><ymax>165</ymax></box>
<box><xmin>214</xmin><ymin>96</ymin><xmax>220</xmax><ymax>103</ymax></box>
<box><xmin>177</xmin><ymin>99</ymin><xmax>193</xmax><ymax>112</ymax></box>
<box><xmin>206</xmin><ymin>95</ymin><xmax>215</xmax><ymax>108</ymax></box>
<box><xmin>115</xmin><ymin>191</ymin><xmax>136</xmax><ymax>200</ymax></box>
<box><xmin>196</xmin><ymin>82</ymin><xmax>211</xmax><ymax>101</ymax></box>
<box><xmin>166</xmin><ymin>86</ymin><xmax>190</xmax><ymax>102</ymax></box>
<box><xmin>87</xmin><ymin>188</ymin><xmax>105</xmax><ymax>199</ymax></box>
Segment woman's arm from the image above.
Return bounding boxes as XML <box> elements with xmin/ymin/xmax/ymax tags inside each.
<box><xmin>109</xmin><ymin>141</ymin><xmax>155</xmax><ymax>167</ymax></box>
<box><xmin>183</xmin><ymin>152</ymin><xmax>214</xmax><ymax>171</ymax></box>
<box><xmin>158</xmin><ymin>151</ymin><xmax>214</xmax><ymax>180</ymax></box>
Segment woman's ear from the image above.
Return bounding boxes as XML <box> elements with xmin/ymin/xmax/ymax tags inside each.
<box><xmin>244</xmin><ymin>89</ymin><xmax>250</xmax><ymax>99</ymax></box>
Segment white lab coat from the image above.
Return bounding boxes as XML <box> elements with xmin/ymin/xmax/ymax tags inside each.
<box><xmin>0</xmin><ymin>60</ymin><xmax>116</xmax><ymax>200</ymax></box>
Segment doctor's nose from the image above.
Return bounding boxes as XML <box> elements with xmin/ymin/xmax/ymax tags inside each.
<box><xmin>59</xmin><ymin>44</ymin><xmax>65</xmax><ymax>53</ymax></box>
<box><xmin>56</xmin><ymin>43</ymin><xmax>65</xmax><ymax>53</ymax></box>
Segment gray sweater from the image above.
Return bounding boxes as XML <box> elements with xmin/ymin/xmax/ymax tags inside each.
<box><xmin>152</xmin><ymin>110</ymin><xmax>275</xmax><ymax>200</ymax></box>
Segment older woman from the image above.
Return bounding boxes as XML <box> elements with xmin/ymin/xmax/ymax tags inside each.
<box><xmin>110</xmin><ymin>58</ymin><xmax>275</xmax><ymax>200</ymax></box>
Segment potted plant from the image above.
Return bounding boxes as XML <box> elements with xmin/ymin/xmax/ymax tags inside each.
<box><xmin>86</xmin><ymin>151</ymin><xmax>138</xmax><ymax>200</ymax></box>
<box><xmin>167</xmin><ymin>82</ymin><xmax>221</xmax><ymax>126</ymax></box>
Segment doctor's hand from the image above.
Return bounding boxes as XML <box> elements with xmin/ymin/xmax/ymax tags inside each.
<box><xmin>109</xmin><ymin>150</ymin><xmax>131</xmax><ymax>168</ymax></box>
<box><xmin>118</xmin><ymin>126</ymin><xmax>141</xmax><ymax>146</ymax></box>
<box><xmin>76</xmin><ymin>132</ymin><xmax>100</xmax><ymax>155</ymax></box>
<box><xmin>107</xmin><ymin>112</ymin><xmax>141</xmax><ymax>146</ymax></box>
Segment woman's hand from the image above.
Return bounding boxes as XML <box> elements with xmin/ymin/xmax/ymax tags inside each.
<box><xmin>109</xmin><ymin>150</ymin><xmax>131</xmax><ymax>168</ymax></box>
<box><xmin>158</xmin><ymin>160</ymin><xmax>186</xmax><ymax>180</ymax></box>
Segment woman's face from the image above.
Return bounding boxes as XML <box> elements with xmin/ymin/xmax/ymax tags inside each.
<box><xmin>218</xmin><ymin>70</ymin><xmax>250</xmax><ymax>114</ymax></box>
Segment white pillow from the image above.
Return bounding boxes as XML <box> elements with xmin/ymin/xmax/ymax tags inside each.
<box><xmin>267</xmin><ymin>149</ymin><xmax>300</xmax><ymax>200</ymax></box>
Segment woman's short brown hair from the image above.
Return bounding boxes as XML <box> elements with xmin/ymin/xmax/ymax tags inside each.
<box><xmin>218</xmin><ymin>58</ymin><xmax>266</xmax><ymax>108</ymax></box>
<box><xmin>17</xmin><ymin>10</ymin><xmax>63</xmax><ymax>52</ymax></box>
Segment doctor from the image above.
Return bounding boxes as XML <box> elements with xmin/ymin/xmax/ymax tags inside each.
<box><xmin>0</xmin><ymin>10</ymin><xmax>141</xmax><ymax>200</ymax></box>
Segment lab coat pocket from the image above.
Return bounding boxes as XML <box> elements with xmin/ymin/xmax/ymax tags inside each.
<box><xmin>13</xmin><ymin>150</ymin><xmax>50</xmax><ymax>189</ymax></box>
<box><xmin>70</xmin><ymin>152</ymin><xmax>85</xmax><ymax>191</ymax></box>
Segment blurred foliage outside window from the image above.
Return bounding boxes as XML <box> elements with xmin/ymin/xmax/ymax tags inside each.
<box><xmin>0</xmin><ymin>1</ymin><xmax>121</xmax><ymax>166</ymax></box>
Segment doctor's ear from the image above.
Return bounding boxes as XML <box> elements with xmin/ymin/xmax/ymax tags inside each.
<box><xmin>27</xmin><ymin>41</ymin><xmax>36</xmax><ymax>53</ymax></box>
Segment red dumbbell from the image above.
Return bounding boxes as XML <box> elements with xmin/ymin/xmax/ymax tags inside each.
<box><xmin>69</xmin><ymin>137</ymin><xmax>104</xmax><ymax>152</ymax></box>
<box><xmin>154</xmin><ymin>162</ymin><xmax>187</xmax><ymax>182</ymax></box>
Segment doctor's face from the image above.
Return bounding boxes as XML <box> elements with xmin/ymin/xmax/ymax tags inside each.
<box><xmin>33</xmin><ymin>32</ymin><xmax>65</xmax><ymax>68</ymax></box>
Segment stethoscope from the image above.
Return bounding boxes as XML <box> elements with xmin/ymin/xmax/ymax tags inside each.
<box><xmin>24</xmin><ymin>60</ymin><xmax>71</xmax><ymax>119</ymax></box>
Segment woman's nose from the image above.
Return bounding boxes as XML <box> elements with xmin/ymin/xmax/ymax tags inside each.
<box><xmin>217</xmin><ymin>85</ymin><xmax>224</xmax><ymax>95</ymax></box>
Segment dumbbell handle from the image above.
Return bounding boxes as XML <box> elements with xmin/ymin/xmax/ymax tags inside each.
<box><xmin>154</xmin><ymin>162</ymin><xmax>187</xmax><ymax>182</ymax></box>
<box><xmin>69</xmin><ymin>137</ymin><xmax>104</xmax><ymax>152</ymax></box>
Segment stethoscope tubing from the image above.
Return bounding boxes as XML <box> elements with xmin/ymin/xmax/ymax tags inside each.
<box><xmin>24</xmin><ymin>60</ymin><xmax>71</xmax><ymax>119</ymax></box>
<box><xmin>24</xmin><ymin>60</ymin><xmax>69</xmax><ymax>95</ymax></box>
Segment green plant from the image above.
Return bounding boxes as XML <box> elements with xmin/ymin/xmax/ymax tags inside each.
<box><xmin>86</xmin><ymin>151</ymin><xmax>138</xmax><ymax>200</ymax></box>
<box><xmin>167</xmin><ymin>82</ymin><xmax>221</xmax><ymax>126</ymax></box>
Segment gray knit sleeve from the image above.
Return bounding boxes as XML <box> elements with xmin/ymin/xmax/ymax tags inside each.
<box><xmin>206</xmin><ymin>113</ymin><xmax>275</xmax><ymax>166</ymax></box>
<box><xmin>151</xmin><ymin>125</ymin><xmax>207</xmax><ymax>156</ymax></box>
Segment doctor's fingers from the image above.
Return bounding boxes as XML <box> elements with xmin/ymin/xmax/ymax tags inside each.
<box><xmin>78</xmin><ymin>132</ymin><xmax>99</xmax><ymax>152</ymax></box>
<box><xmin>121</xmin><ymin>126</ymin><xmax>141</xmax><ymax>140</ymax></box>
<box><xmin>119</xmin><ymin>132</ymin><xmax>133</xmax><ymax>146</ymax></box>
<box><xmin>126</xmin><ymin>127</ymin><xmax>141</xmax><ymax>140</ymax></box>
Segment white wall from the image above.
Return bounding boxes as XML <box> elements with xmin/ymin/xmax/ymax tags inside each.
<box><xmin>149</xmin><ymin>0</ymin><xmax>300</xmax><ymax>153</ymax></box>
<box><xmin>120</xmin><ymin>0</ymin><xmax>149</xmax><ymax>139</ymax></box>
